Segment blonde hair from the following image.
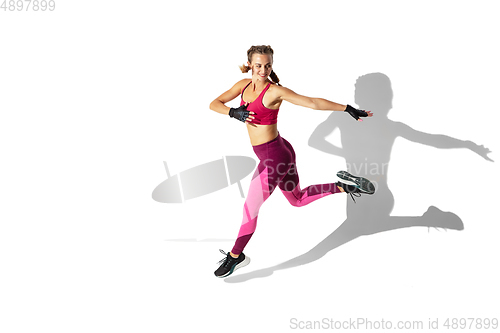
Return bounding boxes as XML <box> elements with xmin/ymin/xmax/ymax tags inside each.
<box><xmin>239</xmin><ymin>45</ymin><xmax>281</xmax><ymax>86</ymax></box>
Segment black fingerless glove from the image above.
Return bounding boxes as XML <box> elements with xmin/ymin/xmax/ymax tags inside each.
<box><xmin>344</xmin><ymin>104</ymin><xmax>368</xmax><ymax>121</ymax></box>
<box><xmin>229</xmin><ymin>104</ymin><xmax>250</xmax><ymax>123</ymax></box>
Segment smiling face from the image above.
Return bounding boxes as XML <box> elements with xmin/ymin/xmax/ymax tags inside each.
<box><xmin>248</xmin><ymin>53</ymin><xmax>273</xmax><ymax>82</ymax></box>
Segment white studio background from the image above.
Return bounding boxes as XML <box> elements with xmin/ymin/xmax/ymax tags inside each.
<box><xmin>1</xmin><ymin>1</ymin><xmax>499</xmax><ymax>332</ymax></box>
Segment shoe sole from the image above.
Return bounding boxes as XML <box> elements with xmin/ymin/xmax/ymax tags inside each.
<box><xmin>337</xmin><ymin>171</ymin><xmax>375</xmax><ymax>194</ymax></box>
<box><xmin>217</xmin><ymin>256</ymin><xmax>251</xmax><ymax>278</ymax></box>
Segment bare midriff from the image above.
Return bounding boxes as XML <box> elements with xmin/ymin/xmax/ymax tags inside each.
<box><xmin>246</xmin><ymin>123</ymin><xmax>279</xmax><ymax>146</ymax></box>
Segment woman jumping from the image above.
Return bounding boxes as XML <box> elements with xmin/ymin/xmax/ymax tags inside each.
<box><xmin>209</xmin><ymin>45</ymin><xmax>375</xmax><ymax>278</ymax></box>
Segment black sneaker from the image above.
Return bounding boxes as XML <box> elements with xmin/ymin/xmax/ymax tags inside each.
<box><xmin>336</xmin><ymin>171</ymin><xmax>375</xmax><ymax>202</ymax></box>
<box><xmin>214</xmin><ymin>249</ymin><xmax>250</xmax><ymax>278</ymax></box>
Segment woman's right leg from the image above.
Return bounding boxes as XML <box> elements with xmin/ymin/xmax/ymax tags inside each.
<box><xmin>215</xmin><ymin>156</ymin><xmax>278</xmax><ymax>278</ymax></box>
<box><xmin>230</xmin><ymin>160</ymin><xmax>275</xmax><ymax>255</ymax></box>
<box><xmin>230</xmin><ymin>135</ymin><xmax>292</xmax><ymax>255</ymax></box>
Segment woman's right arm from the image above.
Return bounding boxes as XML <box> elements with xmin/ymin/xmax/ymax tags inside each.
<box><xmin>209</xmin><ymin>79</ymin><xmax>248</xmax><ymax>115</ymax></box>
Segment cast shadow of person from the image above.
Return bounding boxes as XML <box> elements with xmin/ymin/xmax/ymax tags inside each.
<box><xmin>225</xmin><ymin>72</ymin><xmax>493</xmax><ymax>283</ymax></box>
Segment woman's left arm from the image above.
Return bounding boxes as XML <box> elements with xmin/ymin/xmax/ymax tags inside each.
<box><xmin>277</xmin><ymin>86</ymin><xmax>347</xmax><ymax>111</ymax></box>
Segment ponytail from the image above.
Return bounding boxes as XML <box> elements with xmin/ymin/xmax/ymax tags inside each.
<box><xmin>239</xmin><ymin>64</ymin><xmax>251</xmax><ymax>73</ymax></box>
<box><xmin>270</xmin><ymin>70</ymin><xmax>281</xmax><ymax>86</ymax></box>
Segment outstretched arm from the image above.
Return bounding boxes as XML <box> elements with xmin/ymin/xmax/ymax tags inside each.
<box><xmin>397</xmin><ymin>122</ymin><xmax>493</xmax><ymax>161</ymax></box>
<box><xmin>276</xmin><ymin>86</ymin><xmax>373</xmax><ymax>120</ymax></box>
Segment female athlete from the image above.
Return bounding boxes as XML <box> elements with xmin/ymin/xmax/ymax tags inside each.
<box><xmin>209</xmin><ymin>45</ymin><xmax>375</xmax><ymax>278</ymax></box>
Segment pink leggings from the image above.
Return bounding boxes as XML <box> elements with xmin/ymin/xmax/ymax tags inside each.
<box><xmin>231</xmin><ymin>132</ymin><xmax>342</xmax><ymax>254</ymax></box>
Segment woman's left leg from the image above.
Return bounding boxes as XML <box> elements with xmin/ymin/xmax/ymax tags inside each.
<box><xmin>279</xmin><ymin>137</ymin><xmax>342</xmax><ymax>207</ymax></box>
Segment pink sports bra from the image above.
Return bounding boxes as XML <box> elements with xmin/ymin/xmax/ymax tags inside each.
<box><xmin>240</xmin><ymin>81</ymin><xmax>279</xmax><ymax>125</ymax></box>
